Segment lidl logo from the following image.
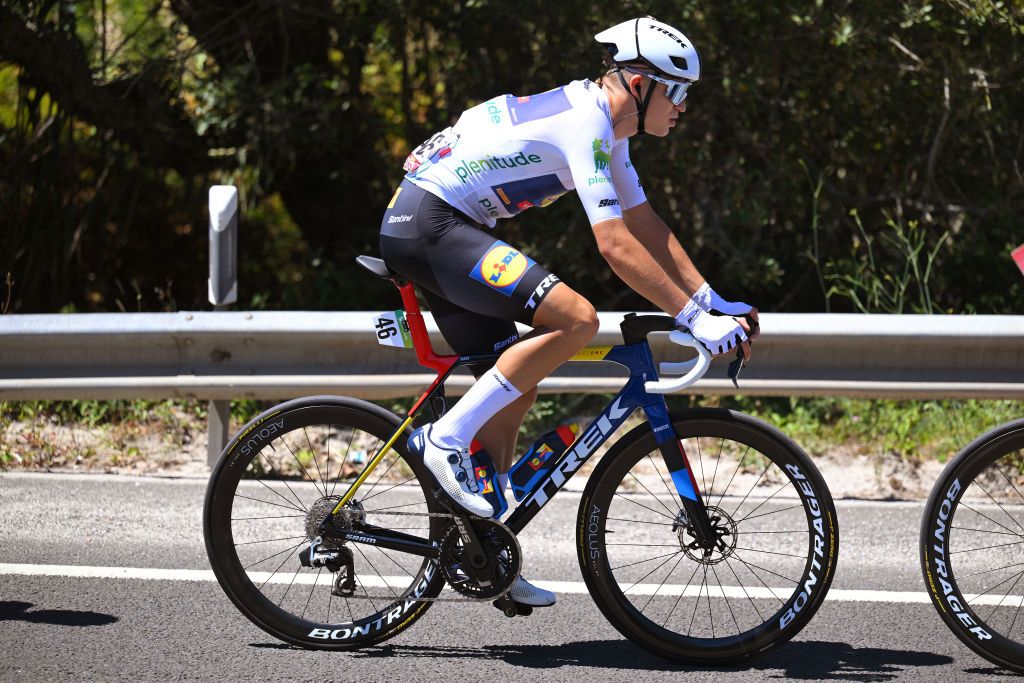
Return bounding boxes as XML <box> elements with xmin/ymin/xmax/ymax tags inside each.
<box><xmin>469</xmin><ymin>241</ymin><xmax>536</xmax><ymax>296</ymax></box>
<box><xmin>528</xmin><ymin>444</ymin><xmax>554</xmax><ymax>470</ymax></box>
<box><xmin>475</xmin><ymin>465</ymin><xmax>489</xmax><ymax>480</ymax></box>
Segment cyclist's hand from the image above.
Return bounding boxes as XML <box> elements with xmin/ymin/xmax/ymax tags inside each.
<box><xmin>676</xmin><ymin>305</ymin><xmax>751</xmax><ymax>361</ymax></box>
<box><xmin>693</xmin><ymin>284</ymin><xmax>759</xmax><ymax>342</ymax></box>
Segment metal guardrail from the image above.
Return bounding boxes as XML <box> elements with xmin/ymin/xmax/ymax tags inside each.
<box><xmin>2</xmin><ymin>312</ymin><xmax>1023</xmax><ymax>400</ymax></box>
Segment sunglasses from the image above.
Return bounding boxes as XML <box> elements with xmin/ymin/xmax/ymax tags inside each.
<box><xmin>622</xmin><ymin>67</ymin><xmax>694</xmax><ymax>105</ymax></box>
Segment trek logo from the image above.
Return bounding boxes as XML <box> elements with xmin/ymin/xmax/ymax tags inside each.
<box><xmin>598</xmin><ymin>198</ymin><xmax>619</xmax><ymax>208</ymax></box>
<box><xmin>593</xmin><ymin>138</ymin><xmax>611</xmax><ymax>172</ymax></box>
<box><xmin>525</xmin><ymin>274</ymin><xmax>559</xmax><ymax>310</ymax></box>
<box><xmin>454</xmin><ymin>152</ymin><xmax>542</xmax><ymax>184</ymax></box>
<box><xmin>387</xmin><ymin>214</ymin><xmax>413</xmax><ymax>224</ymax></box>
<box><xmin>650</xmin><ymin>24</ymin><xmax>689</xmax><ymax>52</ymax></box>
<box><xmin>525</xmin><ymin>398</ymin><xmax>629</xmax><ymax>510</ymax></box>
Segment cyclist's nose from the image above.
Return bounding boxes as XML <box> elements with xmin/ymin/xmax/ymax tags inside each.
<box><xmin>675</xmin><ymin>101</ymin><xmax>687</xmax><ymax>113</ymax></box>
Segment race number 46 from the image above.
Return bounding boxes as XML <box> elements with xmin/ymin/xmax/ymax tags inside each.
<box><xmin>372</xmin><ymin>310</ymin><xmax>413</xmax><ymax>349</ymax></box>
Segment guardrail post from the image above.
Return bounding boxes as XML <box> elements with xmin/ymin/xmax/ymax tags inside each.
<box><xmin>207</xmin><ymin>185</ymin><xmax>238</xmax><ymax>468</ymax></box>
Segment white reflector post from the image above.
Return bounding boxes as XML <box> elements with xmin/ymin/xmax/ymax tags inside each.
<box><xmin>207</xmin><ymin>185</ymin><xmax>238</xmax><ymax>468</ymax></box>
<box><xmin>208</xmin><ymin>185</ymin><xmax>238</xmax><ymax>307</ymax></box>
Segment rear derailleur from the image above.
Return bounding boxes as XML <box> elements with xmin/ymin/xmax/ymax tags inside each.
<box><xmin>298</xmin><ymin>536</ymin><xmax>356</xmax><ymax>597</ymax></box>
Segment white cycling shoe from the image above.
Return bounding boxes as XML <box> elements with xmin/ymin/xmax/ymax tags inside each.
<box><xmin>408</xmin><ymin>424</ymin><xmax>493</xmax><ymax>518</ymax></box>
<box><xmin>510</xmin><ymin>575</ymin><xmax>556</xmax><ymax>607</ymax></box>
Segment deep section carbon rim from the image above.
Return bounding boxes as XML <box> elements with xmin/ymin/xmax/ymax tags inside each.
<box><xmin>581</xmin><ymin>412</ymin><xmax>838</xmax><ymax>662</ymax></box>
<box><xmin>204</xmin><ymin>399</ymin><xmax>443</xmax><ymax>648</ymax></box>
<box><xmin>922</xmin><ymin>420</ymin><xmax>1024</xmax><ymax>673</ymax></box>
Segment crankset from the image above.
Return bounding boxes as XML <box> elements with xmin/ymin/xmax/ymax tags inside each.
<box><xmin>439</xmin><ymin>517</ymin><xmax>521</xmax><ymax>600</ymax></box>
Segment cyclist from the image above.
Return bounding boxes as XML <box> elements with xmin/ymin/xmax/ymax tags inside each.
<box><xmin>379</xmin><ymin>17</ymin><xmax>758</xmax><ymax>608</ymax></box>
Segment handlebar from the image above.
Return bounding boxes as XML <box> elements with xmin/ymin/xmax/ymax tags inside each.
<box><xmin>643</xmin><ymin>330</ymin><xmax>713</xmax><ymax>394</ymax></box>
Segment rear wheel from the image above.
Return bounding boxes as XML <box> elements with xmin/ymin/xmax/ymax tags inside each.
<box><xmin>204</xmin><ymin>396</ymin><xmax>444</xmax><ymax>649</ymax></box>
<box><xmin>921</xmin><ymin>419</ymin><xmax>1024</xmax><ymax>673</ymax></box>
<box><xmin>579</xmin><ymin>408</ymin><xmax>838</xmax><ymax>663</ymax></box>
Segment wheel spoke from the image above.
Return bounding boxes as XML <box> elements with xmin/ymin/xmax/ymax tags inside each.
<box><xmin>234</xmin><ymin>494</ymin><xmax>304</xmax><ymax>514</ymax></box>
<box><xmin>606</xmin><ymin>516</ymin><xmax>674</xmax><ymax>527</ymax></box>
<box><xmin>713</xmin><ymin>444</ymin><xmax>753</xmax><ymax>509</ymax></box>
<box><xmin>328</xmin><ymin>427</ymin><xmax>359</xmax><ymax>497</ymax></box>
<box><xmin>302</xmin><ymin>427</ymin><xmax>329</xmax><ymax>498</ymax></box>
<box><xmin>706</xmin><ymin>438</ymin><xmax>726</xmax><ymax>506</ymax></box>
<box><xmin>610</xmin><ymin>550</ymin><xmax>683</xmax><ymax>572</ymax></box>
<box><xmin>258</xmin><ymin>449</ymin><xmax>309</xmax><ymax>512</ymax></box>
<box><xmin>627</xmin><ymin>470</ymin><xmax>679</xmax><ymax>519</ymax></box>
<box><xmin>612</xmin><ymin>492</ymin><xmax>677</xmax><ymax>521</ymax></box>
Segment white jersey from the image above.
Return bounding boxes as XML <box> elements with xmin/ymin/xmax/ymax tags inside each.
<box><xmin>404</xmin><ymin>79</ymin><xmax>647</xmax><ymax>228</ymax></box>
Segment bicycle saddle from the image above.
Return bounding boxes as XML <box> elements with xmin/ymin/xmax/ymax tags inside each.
<box><xmin>355</xmin><ymin>255</ymin><xmax>402</xmax><ymax>282</ymax></box>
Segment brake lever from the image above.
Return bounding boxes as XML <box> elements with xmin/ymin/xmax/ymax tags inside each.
<box><xmin>743</xmin><ymin>313</ymin><xmax>760</xmax><ymax>338</ymax></box>
<box><xmin>727</xmin><ymin>349</ymin><xmax>744</xmax><ymax>388</ymax></box>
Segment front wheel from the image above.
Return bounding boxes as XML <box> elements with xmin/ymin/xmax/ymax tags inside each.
<box><xmin>920</xmin><ymin>418</ymin><xmax>1024</xmax><ymax>673</ymax></box>
<box><xmin>578</xmin><ymin>408</ymin><xmax>838</xmax><ymax>664</ymax></box>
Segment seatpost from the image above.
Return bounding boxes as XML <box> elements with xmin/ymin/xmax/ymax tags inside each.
<box><xmin>395</xmin><ymin>280</ymin><xmax>451</xmax><ymax>374</ymax></box>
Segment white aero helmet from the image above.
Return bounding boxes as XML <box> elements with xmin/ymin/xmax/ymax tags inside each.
<box><xmin>595</xmin><ymin>17</ymin><xmax>701</xmax><ymax>82</ymax></box>
<box><xmin>595</xmin><ymin>17</ymin><xmax>701</xmax><ymax>134</ymax></box>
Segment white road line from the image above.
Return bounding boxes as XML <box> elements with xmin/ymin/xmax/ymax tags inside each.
<box><xmin>1</xmin><ymin>562</ymin><xmax>1015</xmax><ymax>606</ymax></box>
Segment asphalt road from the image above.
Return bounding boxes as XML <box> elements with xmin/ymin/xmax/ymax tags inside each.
<box><xmin>0</xmin><ymin>472</ymin><xmax>1019</xmax><ymax>681</ymax></box>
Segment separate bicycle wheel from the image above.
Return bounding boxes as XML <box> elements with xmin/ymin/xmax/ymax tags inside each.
<box><xmin>204</xmin><ymin>396</ymin><xmax>445</xmax><ymax>649</ymax></box>
<box><xmin>921</xmin><ymin>418</ymin><xmax>1024</xmax><ymax>673</ymax></box>
<box><xmin>579</xmin><ymin>408</ymin><xmax>838</xmax><ymax>664</ymax></box>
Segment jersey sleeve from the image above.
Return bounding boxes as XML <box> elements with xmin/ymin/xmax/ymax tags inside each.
<box><xmin>564</xmin><ymin>109</ymin><xmax>623</xmax><ymax>225</ymax></box>
<box><xmin>611</xmin><ymin>140</ymin><xmax>647</xmax><ymax>210</ymax></box>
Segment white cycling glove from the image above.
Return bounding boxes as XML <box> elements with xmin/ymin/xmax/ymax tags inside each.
<box><xmin>691</xmin><ymin>282</ymin><xmax>754</xmax><ymax>317</ymax></box>
<box><xmin>675</xmin><ymin>298</ymin><xmax>748</xmax><ymax>355</ymax></box>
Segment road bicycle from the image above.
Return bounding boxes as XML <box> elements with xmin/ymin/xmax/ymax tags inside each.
<box><xmin>921</xmin><ymin>418</ymin><xmax>1024</xmax><ymax>673</ymax></box>
<box><xmin>204</xmin><ymin>255</ymin><xmax>839</xmax><ymax>664</ymax></box>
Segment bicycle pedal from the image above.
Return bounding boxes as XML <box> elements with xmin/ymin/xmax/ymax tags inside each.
<box><xmin>492</xmin><ymin>596</ymin><xmax>532</xmax><ymax>618</ymax></box>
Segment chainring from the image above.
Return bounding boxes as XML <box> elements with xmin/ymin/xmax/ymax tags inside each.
<box><xmin>439</xmin><ymin>518</ymin><xmax>521</xmax><ymax>600</ymax></box>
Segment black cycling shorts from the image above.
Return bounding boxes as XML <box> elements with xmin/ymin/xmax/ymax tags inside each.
<box><xmin>379</xmin><ymin>179</ymin><xmax>561</xmax><ymax>372</ymax></box>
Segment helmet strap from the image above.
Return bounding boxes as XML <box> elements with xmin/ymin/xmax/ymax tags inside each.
<box><xmin>615</xmin><ymin>68</ymin><xmax>655</xmax><ymax>136</ymax></box>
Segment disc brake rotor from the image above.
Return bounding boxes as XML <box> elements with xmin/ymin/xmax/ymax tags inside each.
<box><xmin>676</xmin><ymin>505</ymin><xmax>738</xmax><ymax>565</ymax></box>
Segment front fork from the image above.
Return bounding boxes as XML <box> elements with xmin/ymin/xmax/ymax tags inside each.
<box><xmin>644</xmin><ymin>401</ymin><xmax>717</xmax><ymax>547</ymax></box>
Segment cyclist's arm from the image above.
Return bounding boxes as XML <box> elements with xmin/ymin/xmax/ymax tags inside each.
<box><xmin>621</xmin><ymin>200</ymin><xmax>707</xmax><ymax>297</ymax></box>
<box><xmin>590</xmin><ymin>216</ymin><xmax>690</xmax><ymax>315</ymax></box>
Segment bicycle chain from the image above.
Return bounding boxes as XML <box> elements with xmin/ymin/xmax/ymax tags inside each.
<box><xmin>334</xmin><ymin>509</ymin><xmax>520</xmax><ymax>604</ymax></box>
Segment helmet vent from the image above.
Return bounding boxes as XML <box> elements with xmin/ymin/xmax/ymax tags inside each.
<box><xmin>670</xmin><ymin>55</ymin><xmax>689</xmax><ymax>71</ymax></box>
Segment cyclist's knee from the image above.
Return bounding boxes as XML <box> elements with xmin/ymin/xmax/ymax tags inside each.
<box><xmin>535</xmin><ymin>286</ymin><xmax>598</xmax><ymax>337</ymax></box>
<box><xmin>570</xmin><ymin>300</ymin><xmax>600</xmax><ymax>342</ymax></box>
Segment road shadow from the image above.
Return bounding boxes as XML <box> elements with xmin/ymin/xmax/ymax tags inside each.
<box><xmin>253</xmin><ymin>638</ymin><xmax>953</xmax><ymax>680</ymax></box>
<box><xmin>0</xmin><ymin>600</ymin><xmax>118</xmax><ymax>627</ymax></box>
<box><xmin>962</xmin><ymin>666</ymin><xmax>1023</xmax><ymax>678</ymax></box>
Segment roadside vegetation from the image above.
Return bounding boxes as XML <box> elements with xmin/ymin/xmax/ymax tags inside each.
<box><xmin>1</xmin><ymin>396</ymin><xmax>1017</xmax><ymax>476</ymax></box>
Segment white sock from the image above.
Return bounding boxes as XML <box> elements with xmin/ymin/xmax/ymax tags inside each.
<box><xmin>432</xmin><ymin>368</ymin><xmax>523</xmax><ymax>448</ymax></box>
<box><xmin>497</xmin><ymin>472</ymin><xmax>510</xmax><ymax>495</ymax></box>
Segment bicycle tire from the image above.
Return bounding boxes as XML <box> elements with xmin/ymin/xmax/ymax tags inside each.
<box><xmin>204</xmin><ymin>395</ymin><xmax>445</xmax><ymax>649</ymax></box>
<box><xmin>578</xmin><ymin>408</ymin><xmax>838</xmax><ymax>663</ymax></box>
<box><xmin>920</xmin><ymin>418</ymin><xmax>1024</xmax><ymax>673</ymax></box>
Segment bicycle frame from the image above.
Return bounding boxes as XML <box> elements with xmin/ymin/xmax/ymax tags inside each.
<box><xmin>330</xmin><ymin>277</ymin><xmax>717</xmax><ymax>552</ymax></box>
